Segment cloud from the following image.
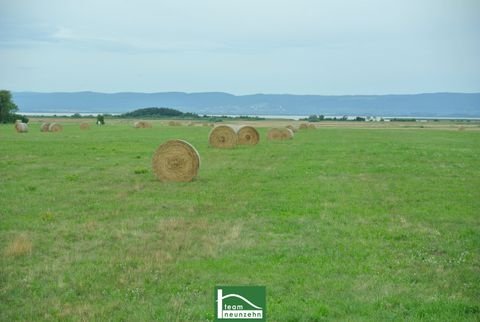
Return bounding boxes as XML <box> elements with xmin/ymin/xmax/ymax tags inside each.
<box><xmin>51</xmin><ymin>26</ymin><xmax>74</xmax><ymax>40</ymax></box>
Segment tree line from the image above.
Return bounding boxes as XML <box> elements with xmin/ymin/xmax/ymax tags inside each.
<box><xmin>0</xmin><ymin>90</ymin><xmax>28</xmax><ymax>123</ymax></box>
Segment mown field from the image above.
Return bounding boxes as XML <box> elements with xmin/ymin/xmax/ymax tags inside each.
<box><xmin>1</xmin><ymin>119</ymin><xmax>479</xmax><ymax>321</ymax></box>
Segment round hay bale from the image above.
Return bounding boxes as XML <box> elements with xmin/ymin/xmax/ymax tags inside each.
<box><xmin>237</xmin><ymin>125</ymin><xmax>260</xmax><ymax>145</ymax></box>
<box><xmin>208</xmin><ymin>125</ymin><xmax>238</xmax><ymax>148</ymax></box>
<box><xmin>458</xmin><ymin>126</ymin><xmax>466</xmax><ymax>131</ymax></box>
<box><xmin>284</xmin><ymin>128</ymin><xmax>294</xmax><ymax>139</ymax></box>
<box><xmin>286</xmin><ymin>125</ymin><xmax>298</xmax><ymax>133</ymax></box>
<box><xmin>267</xmin><ymin>128</ymin><xmax>294</xmax><ymax>140</ymax></box>
<box><xmin>40</xmin><ymin>122</ymin><xmax>51</xmax><ymax>132</ymax></box>
<box><xmin>152</xmin><ymin>139</ymin><xmax>200</xmax><ymax>182</ymax></box>
<box><xmin>134</xmin><ymin>121</ymin><xmax>152</xmax><ymax>128</ymax></box>
<box><xmin>80</xmin><ymin>123</ymin><xmax>90</xmax><ymax>130</ymax></box>
<box><xmin>299</xmin><ymin>123</ymin><xmax>308</xmax><ymax>129</ymax></box>
<box><xmin>202</xmin><ymin>123</ymin><xmax>210</xmax><ymax>127</ymax></box>
<box><xmin>308</xmin><ymin>123</ymin><xmax>316</xmax><ymax>129</ymax></box>
<box><xmin>14</xmin><ymin>120</ymin><xmax>28</xmax><ymax>133</ymax></box>
<box><xmin>48</xmin><ymin>123</ymin><xmax>63</xmax><ymax>132</ymax></box>
<box><xmin>188</xmin><ymin>122</ymin><xmax>195</xmax><ymax>126</ymax></box>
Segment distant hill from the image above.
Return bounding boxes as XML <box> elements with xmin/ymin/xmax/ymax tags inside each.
<box><xmin>12</xmin><ymin>91</ymin><xmax>480</xmax><ymax>117</ymax></box>
<box><xmin>121</xmin><ymin>107</ymin><xmax>197</xmax><ymax>118</ymax></box>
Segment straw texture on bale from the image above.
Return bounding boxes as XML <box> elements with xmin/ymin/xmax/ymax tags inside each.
<box><xmin>308</xmin><ymin>124</ymin><xmax>316</xmax><ymax>129</ymax></box>
<box><xmin>14</xmin><ymin>120</ymin><xmax>28</xmax><ymax>133</ymax></box>
<box><xmin>168</xmin><ymin>121</ymin><xmax>181</xmax><ymax>126</ymax></box>
<box><xmin>152</xmin><ymin>140</ymin><xmax>200</xmax><ymax>182</ymax></box>
<box><xmin>134</xmin><ymin>121</ymin><xmax>152</xmax><ymax>128</ymax></box>
<box><xmin>48</xmin><ymin>123</ymin><xmax>63</xmax><ymax>132</ymax></box>
<box><xmin>40</xmin><ymin>122</ymin><xmax>51</xmax><ymax>132</ymax></box>
<box><xmin>208</xmin><ymin>125</ymin><xmax>238</xmax><ymax>148</ymax></box>
<box><xmin>80</xmin><ymin>123</ymin><xmax>90</xmax><ymax>130</ymax></box>
<box><xmin>299</xmin><ymin>123</ymin><xmax>308</xmax><ymax>129</ymax></box>
<box><xmin>286</xmin><ymin>125</ymin><xmax>298</xmax><ymax>133</ymax></box>
<box><xmin>237</xmin><ymin>125</ymin><xmax>260</xmax><ymax>145</ymax></box>
<box><xmin>267</xmin><ymin>128</ymin><xmax>294</xmax><ymax>140</ymax></box>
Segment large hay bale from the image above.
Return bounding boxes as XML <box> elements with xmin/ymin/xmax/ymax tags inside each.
<box><xmin>80</xmin><ymin>123</ymin><xmax>90</xmax><ymax>130</ymax></box>
<box><xmin>168</xmin><ymin>121</ymin><xmax>181</xmax><ymax>126</ymax></box>
<box><xmin>14</xmin><ymin>120</ymin><xmax>28</xmax><ymax>133</ymax></box>
<box><xmin>40</xmin><ymin>122</ymin><xmax>51</xmax><ymax>132</ymax></box>
<box><xmin>286</xmin><ymin>125</ymin><xmax>298</xmax><ymax>133</ymax></box>
<box><xmin>134</xmin><ymin>121</ymin><xmax>152</xmax><ymax>128</ymax></box>
<box><xmin>237</xmin><ymin>125</ymin><xmax>260</xmax><ymax>145</ymax></box>
<box><xmin>267</xmin><ymin>128</ymin><xmax>294</xmax><ymax>140</ymax></box>
<box><xmin>299</xmin><ymin>123</ymin><xmax>308</xmax><ymax>129</ymax></box>
<box><xmin>308</xmin><ymin>123</ymin><xmax>316</xmax><ymax>129</ymax></box>
<box><xmin>208</xmin><ymin>125</ymin><xmax>238</xmax><ymax>148</ymax></box>
<box><xmin>48</xmin><ymin>123</ymin><xmax>63</xmax><ymax>132</ymax></box>
<box><xmin>152</xmin><ymin>139</ymin><xmax>200</xmax><ymax>182</ymax></box>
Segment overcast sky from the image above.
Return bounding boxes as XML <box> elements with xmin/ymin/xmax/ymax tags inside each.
<box><xmin>1</xmin><ymin>0</ymin><xmax>479</xmax><ymax>95</ymax></box>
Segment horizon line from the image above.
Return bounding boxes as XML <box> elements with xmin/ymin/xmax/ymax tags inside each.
<box><xmin>10</xmin><ymin>90</ymin><xmax>480</xmax><ymax>96</ymax></box>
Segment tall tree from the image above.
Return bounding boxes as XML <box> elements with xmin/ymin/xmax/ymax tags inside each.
<box><xmin>0</xmin><ymin>90</ymin><xmax>19</xmax><ymax>123</ymax></box>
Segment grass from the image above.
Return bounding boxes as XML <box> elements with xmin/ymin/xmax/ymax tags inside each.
<box><xmin>1</xmin><ymin>120</ymin><xmax>479</xmax><ymax>321</ymax></box>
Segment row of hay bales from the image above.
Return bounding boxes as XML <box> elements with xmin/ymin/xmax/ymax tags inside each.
<box><xmin>299</xmin><ymin>123</ymin><xmax>317</xmax><ymax>129</ymax></box>
<box><xmin>208</xmin><ymin>125</ymin><xmax>260</xmax><ymax>148</ymax></box>
<box><xmin>152</xmin><ymin>125</ymin><xmax>260</xmax><ymax>182</ymax></box>
<box><xmin>40</xmin><ymin>122</ymin><xmax>64</xmax><ymax>132</ymax></box>
<box><xmin>208</xmin><ymin>124</ymin><xmax>300</xmax><ymax>148</ymax></box>
<box><xmin>16</xmin><ymin>122</ymin><xmax>91</xmax><ymax>133</ymax></box>
<box><xmin>153</xmin><ymin>123</ymin><xmax>300</xmax><ymax>182</ymax></box>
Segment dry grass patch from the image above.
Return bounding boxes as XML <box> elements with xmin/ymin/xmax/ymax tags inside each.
<box><xmin>126</xmin><ymin>217</ymin><xmax>244</xmax><ymax>266</ymax></box>
<box><xmin>4</xmin><ymin>233</ymin><xmax>33</xmax><ymax>257</ymax></box>
<box><xmin>57</xmin><ymin>302</ymin><xmax>94</xmax><ymax>321</ymax></box>
<box><xmin>79</xmin><ymin>123</ymin><xmax>91</xmax><ymax>130</ymax></box>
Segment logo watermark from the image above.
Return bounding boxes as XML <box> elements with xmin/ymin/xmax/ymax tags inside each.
<box><xmin>215</xmin><ymin>286</ymin><xmax>266</xmax><ymax>321</ymax></box>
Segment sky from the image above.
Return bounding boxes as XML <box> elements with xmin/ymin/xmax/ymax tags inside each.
<box><xmin>1</xmin><ymin>0</ymin><xmax>479</xmax><ymax>95</ymax></box>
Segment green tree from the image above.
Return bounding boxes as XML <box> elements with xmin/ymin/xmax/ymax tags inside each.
<box><xmin>97</xmin><ymin>114</ymin><xmax>105</xmax><ymax>125</ymax></box>
<box><xmin>0</xmin><ymin>90</ymin><xmax>19</xmax><ymax>123</ymax></box>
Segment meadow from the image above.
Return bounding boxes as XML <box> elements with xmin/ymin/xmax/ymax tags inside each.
<box><xmin>1</xmin><ymin>119</ymin><xmax>479</xmax><ymax>321</ymax></box>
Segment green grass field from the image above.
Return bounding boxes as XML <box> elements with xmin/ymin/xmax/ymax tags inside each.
<box><xmin>1</xmin><ymin>120</ymin><xmax>479</xmax><ymax>321</ymax></box>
